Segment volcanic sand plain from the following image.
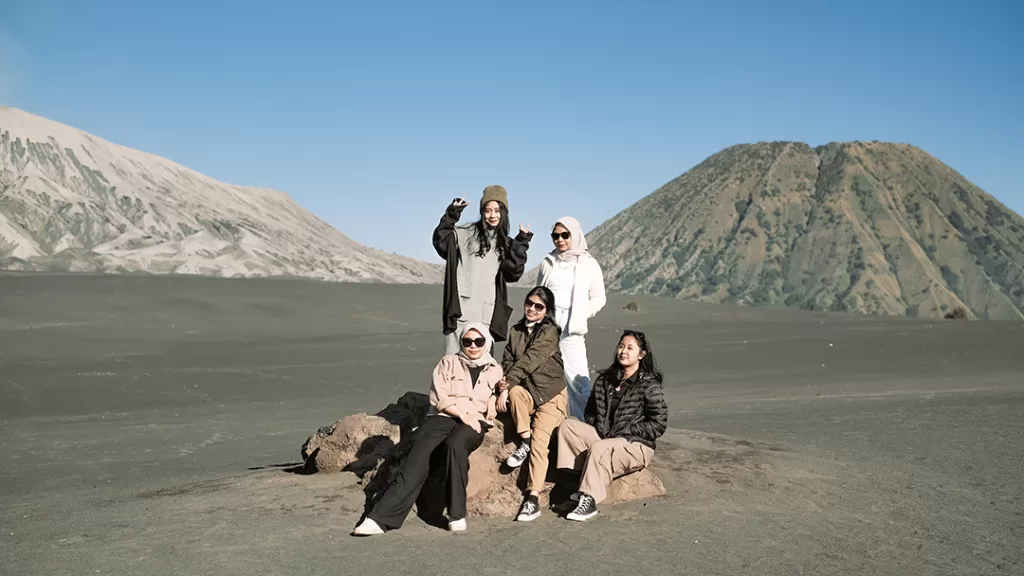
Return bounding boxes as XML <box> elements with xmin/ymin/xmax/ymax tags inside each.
<box><xmin>2</xmin><ymin>272</ymin><xmax>1022</xmax><ymax>575</ymax></box>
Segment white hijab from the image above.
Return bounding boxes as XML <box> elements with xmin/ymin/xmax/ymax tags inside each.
<box><xmin>550</xmin><ymin>216</ymin><xmax>589</xmax><ymax>261</ymax></box>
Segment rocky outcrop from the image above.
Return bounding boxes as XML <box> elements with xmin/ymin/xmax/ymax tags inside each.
<box><xmin>300</xmin><ymin>392</ymin><xmax>666</xmax><ymax>518</ymax></box>
<box><xmin>300</xmin><ymin>392</ymin><xmax>431</xmax><ymax>475</ymax></box>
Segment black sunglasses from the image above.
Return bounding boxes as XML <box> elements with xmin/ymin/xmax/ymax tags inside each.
<box><xmin>551</xmin><ymin>231</ymin><xmax>571</xmax><ymax>240</ymax></box>
<box><xmin>461</xmin><ymin>337</ymin><xmax>487</xmax><ymax>348</ymax></box>
<box><xmin>525</xmin><ymin>300</ymin><xmax>546</xmax><ymax>311</ymax></box>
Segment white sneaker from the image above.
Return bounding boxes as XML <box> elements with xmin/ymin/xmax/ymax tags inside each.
<box><xmin>352</xmin><ymin>517</ymin><xmax>384</xmax><ymax>536</ymax></box>
<box><xmin>448</xmin><ymin>518</ymin><xmax>467</xmax><ymax>532</ymax></box>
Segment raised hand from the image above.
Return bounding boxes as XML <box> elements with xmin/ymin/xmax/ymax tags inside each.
<box><xmin>519</xmin><ymin>223</ymin><xmax>531</xmax><ymax>235</ymax></box>
<box><xmin>451</xmin><ymin>195</ymin><xmax>469</xmax><ymax>209</ymax></box>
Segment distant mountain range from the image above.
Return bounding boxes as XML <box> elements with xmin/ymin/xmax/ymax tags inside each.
<box><xmin>4</xmin><ymin>108</ymin><xmax>1021</xmax><ymax>320</ymax></box>
<box><xmin>0</xmin><ymin>106</ymin><xmax>441</xmax><ymax>283</ymax></box>
<box><xmin>584</xmin><ymin>142</ymin><xmax>1024</xmax><ymax>320</ymax></box>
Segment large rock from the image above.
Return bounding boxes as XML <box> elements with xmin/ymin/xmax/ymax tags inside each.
<box><xmin>300</xmin><ymin>414</ymin><xmax>400</xmax><ymax>475</ymax></box>
<box><xmin>300</xmin><ymin>392</ymin><xmax>666</xmax><ymax>518</ymax></box>
<box><xmin>300</xmin><ymin>391</ymin><xmax>430</xmax><ymax>475</ymax></box>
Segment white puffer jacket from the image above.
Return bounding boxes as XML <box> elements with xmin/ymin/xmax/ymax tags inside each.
<box><xmin>536</xmin><ymin>252</ymin><xmax>606</xmax><ymax>336</ymax></box>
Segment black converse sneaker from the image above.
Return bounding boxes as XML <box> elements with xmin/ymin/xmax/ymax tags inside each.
<box><xmin>515</xmin><ymin>495</ymin><xmax>541</xmax><ymax>522</ymax></box>
<box><xmin>566</xmin><ymin>493</ymin><xmax>598</xmax><ymax>521</ymax></box>
<box><xmin>505</xmin><ymin>438</ymin><xmax>531</xmax><ymax>468</ymax></box>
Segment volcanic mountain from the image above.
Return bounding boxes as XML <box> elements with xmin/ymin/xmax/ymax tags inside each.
<box><xmin>0</xmin><ymin>106</ymin><xmax>440</xmax><ymax>283</ymax></box>
<box><xmin>587</xmin><ymin>141</ymin><xmax>1024</xmax><ymax>320</ymax></box>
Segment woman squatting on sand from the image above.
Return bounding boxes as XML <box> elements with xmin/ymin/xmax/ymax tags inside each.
<box><xmin>535</xmin><ymin>217</ymin><xmax>606</xmax><ymax>420</ymax></box>
<box><xmin>352</xmin><ymin>323</ymin><xmax>502</xmax><ymax>536</ymax></box>
<box><xmin>495</xmin><ymin>286</ymin><xmax>568</xmax><ymax>522</ymax></box>
<box><xmin>557</xmin><ymin>329</ymin><xmax>668</xmax><ymax>522</ymax></box>
<box><xmin>432</xmin><ymin>186</ymin><xmax>533</xmax><ymax>354</ymax></box>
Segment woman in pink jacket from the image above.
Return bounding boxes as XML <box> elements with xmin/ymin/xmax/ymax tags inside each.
<box><xmin>352</xmin><ymin>323</ymin><xmax>502</xmax><ymax>536</ymax></box>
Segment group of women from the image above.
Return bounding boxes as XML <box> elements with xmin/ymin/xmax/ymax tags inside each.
<box><xmin>352</xmin><ymin>185</ymin><xmax>669</xmax><ymax>536</ymax></box>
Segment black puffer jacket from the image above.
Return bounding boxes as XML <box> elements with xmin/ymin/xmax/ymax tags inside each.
<box><xmin>584</xmin><ymin>370</ymin><xmax>668</xmax><ymax>450</ymax></box>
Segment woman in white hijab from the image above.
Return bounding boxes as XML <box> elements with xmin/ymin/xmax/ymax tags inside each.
<box><xmin>536</xmin><ymin>217</ymin><xmax>607</xmax><ymax>420</ymax></box>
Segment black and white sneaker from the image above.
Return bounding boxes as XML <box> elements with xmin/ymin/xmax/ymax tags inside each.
<box><xmin>505</xmin><ymin>439</ymin><xmax>531</xmax><ymax>468</ymax></box>
<box><xmin>516</xmin><ymin>496</ymin><xmax>541</xmax><ymax>522</ymax></box>
<box><xmin>566</xmin><ymin>493</ymin><xmax>598</xmax><ymax>521</ymax></box>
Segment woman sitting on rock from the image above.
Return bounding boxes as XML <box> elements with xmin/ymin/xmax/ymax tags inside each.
<box><xmin>555</xmin><ymin>329</ymin><xmax>668</xmax><ymax>522</ymax></box>
<box><xmin>496</xmin><ymin>286</ymin><xmax>567</xmax><ymax>522</ymax></box>
<box><xmin>352</xmin><ymin>323</ymin><xmax>502</xmax><ymax>536</ymax></box>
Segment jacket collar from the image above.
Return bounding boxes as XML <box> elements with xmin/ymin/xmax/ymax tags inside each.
<box><xmin>602</xmin><ymin>368</ymin><xmax>645</xmax><ymax>387</ymax></box>
<box><xmin>543</xmin><ymin>251</ymin><xmax>591</xmax><ymax>266</ymax></box>
<box><xmin>452</xmin><ymin>354</ymin><xmax>500</xmax><ymax>371</ymax></box>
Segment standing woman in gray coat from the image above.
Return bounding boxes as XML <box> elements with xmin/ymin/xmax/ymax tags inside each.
<box><xmin>432</xmin><ymin>185</ymin><xmax>533</xmax><ymax>354</ymax></box>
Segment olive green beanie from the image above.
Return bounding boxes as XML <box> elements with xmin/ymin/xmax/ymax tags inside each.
<box><xmin>480</xmin><ymin>185</ymin><xmax>508</xmax><ymax>210</ymax></box>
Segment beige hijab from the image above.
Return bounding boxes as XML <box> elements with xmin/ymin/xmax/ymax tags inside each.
<box><xmin>456</xmin><ymin>322</ymin><xmax>496</xmax><ymax>368</ymax></box>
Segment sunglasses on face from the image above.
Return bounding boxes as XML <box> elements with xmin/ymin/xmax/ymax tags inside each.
<box><xmin>551</xmin><ymin>231</ymin><xmax>571</xmax><ymax>240</ymax></box>
<box><xmin>525</xmin><ymin>301</ymin><xmax>546</xmax><ymax>311</ymax></box>
<box><xmin>461</xmin><ymin>337</ymin><xmax>487</xmax><ymax>348</ymax></box>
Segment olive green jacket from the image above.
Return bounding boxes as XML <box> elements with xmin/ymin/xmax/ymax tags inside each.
<box><xmin>502</xmin><ymin>320</ymin><xmax>565</xmax><ymax>406</ymax></box>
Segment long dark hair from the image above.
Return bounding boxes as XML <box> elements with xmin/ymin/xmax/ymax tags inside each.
<box><xmin>471</xmin><ymin>203</ymin><xmax>510</xmax><ymax>259</ymax></box>
<box><xmin>521</xmin><ymin>286</ymin><xmax>559</xmax><ymax>330</ymax></box>
<box><xmin>599</xmin><ymin>329</ymin><xmax>663</xmax><ymax>383</ymax></box>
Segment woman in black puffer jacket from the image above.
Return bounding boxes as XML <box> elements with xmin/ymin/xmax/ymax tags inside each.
<box><xmin>555</xmin><ymin>329</ymin><xmax>668</xmax><ymax>522</ymax></box>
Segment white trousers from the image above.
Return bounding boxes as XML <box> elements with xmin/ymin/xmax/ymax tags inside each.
<box><xmin>560</xmin><ymin>334</ymin><xmax>591</xmax><ymax>420</ymax></box>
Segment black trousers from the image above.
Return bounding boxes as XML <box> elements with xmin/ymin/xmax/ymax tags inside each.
<box><xmin>368</xmin><ymin>414</ymin><xmax>485</xmax><ymax>530</ymax></box>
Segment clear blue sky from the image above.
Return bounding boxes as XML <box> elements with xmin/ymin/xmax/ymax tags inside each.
<box><xmin>2</xmin><ymin>0</ymin><xmax>1021</xmax><ymax>270</ymax></box>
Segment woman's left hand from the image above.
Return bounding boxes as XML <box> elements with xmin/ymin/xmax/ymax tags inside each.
<box><xmin>495</xmin><ymin>390</ymin><xmax>509</xmax><ymax>413</ymax></box>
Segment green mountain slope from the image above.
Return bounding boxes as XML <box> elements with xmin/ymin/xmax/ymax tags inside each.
<box><xmin>588</xmin><ymin>141</ymin><xmax>1024</xmax><ymax>320</ymax></box>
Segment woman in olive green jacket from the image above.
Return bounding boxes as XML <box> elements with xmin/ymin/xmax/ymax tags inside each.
<box><xmin>495</xmin><ymin>286</ymin><xmax>567</xmax><ymax>522</ymax></box>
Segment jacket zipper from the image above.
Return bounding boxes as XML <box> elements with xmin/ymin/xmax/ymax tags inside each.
<box><xmin>605</xmin><ymin>372</ymin><xmax>644</xmax><ymax>436</ymax></box>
